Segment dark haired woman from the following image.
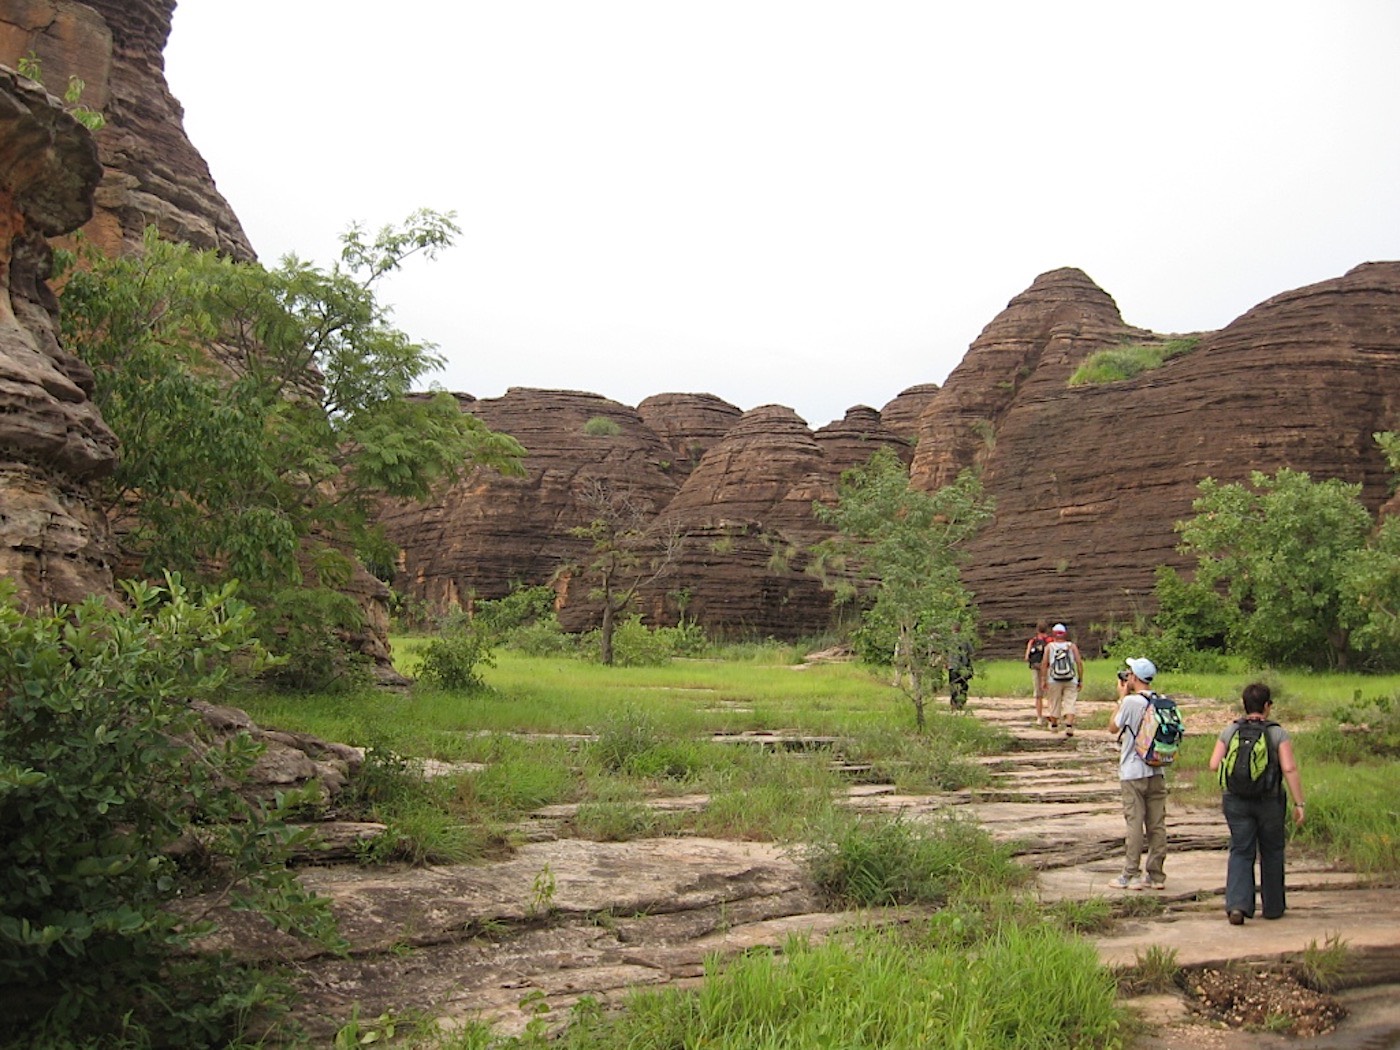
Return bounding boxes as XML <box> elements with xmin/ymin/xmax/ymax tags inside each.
<box><xmin>1207</xmin><ymin>682</ymin><xmax>1307</xmax><ymax>925</ymax></box>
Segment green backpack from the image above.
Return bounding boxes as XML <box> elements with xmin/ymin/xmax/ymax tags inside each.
<box><xmin>1218</xmin><ymin>719</ymin><xmax>1281</xmax><ymax>798</ymax></box>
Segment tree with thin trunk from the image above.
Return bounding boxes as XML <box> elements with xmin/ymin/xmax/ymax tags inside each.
<box><xmin>567</xmin><ymin>480</ymin><xmax>683</xmax><ymax>666</ymax></box>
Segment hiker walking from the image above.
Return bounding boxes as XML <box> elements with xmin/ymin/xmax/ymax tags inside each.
<box><xmin>1110</xmin><ymin>657</ymin><xmax>1167</xmax><ymax>890</ymax></box>
<box><xmin>1023</xmin><ymin>620</ymin><xmax>1053</xmax><ymax>726</ymax></box>
<box><xmin>1038</xmin><ymin>624</ymin><xmax>1083</xmax><ymax>735</ymax></box>
<box><xmin>946</xmin><ymin>623</ymin><xmax>974</xmax><ymax>711</ymax></box>
<box><xmin>1207</xmin><ymin>682</ymin><xmax>1306</xmax><ymax>925</ymax></box>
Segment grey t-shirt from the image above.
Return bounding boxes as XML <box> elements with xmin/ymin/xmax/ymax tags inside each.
<box><xmin>1116</xmin><ymin>692</ymin><xmax>1162</xmax><ymax>782</ymax></box>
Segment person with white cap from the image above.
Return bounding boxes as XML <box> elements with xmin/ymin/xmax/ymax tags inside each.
<box><xmin>1037</xmin><ymin>623</ymin><xmax>1083</xmax><ymax>735</ymax></box>
<box><xmin>1110</xmin><ymin>656</ymin><xmax>1167</xmax><ymax>889</ymax></box>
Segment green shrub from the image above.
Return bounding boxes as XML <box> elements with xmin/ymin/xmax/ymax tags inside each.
<box><xmin>581</xmin><ymin>614</ymin><xmax>674</xmax><ymax>666</ymax></box>
<box><xmin>255</xmin><ymin>584</ymin><xmax>372</xmax><ymax>692</ymax></box>
<box><xmin>583</xmin><ymin>416</ymin><xmax>622</xmax><ymax>437</ymax></box>
<box><xmin>1069</xmin><ymin>336</ymin><xmax>1200</xmax><ymax>386</ymax></box>
<box><xmin>0</xmin><ymin>577</ymin><xmax>341</xmax><ymax>1047</ymax></box>
<box><xmin>417</xmin><ymin>620</ymin><xmax>496</xmax><ymax>691</ymax></box>
<box><xmin>504</xmin><ymin>613</ymin><xmax>579</xmax><ymax>656</ymax></box>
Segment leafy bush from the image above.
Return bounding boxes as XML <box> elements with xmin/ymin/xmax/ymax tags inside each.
<box><xmin>417</xmin><ymin>618</ymin><xmax>496</xmax><ymax>691</ymax></box>
<box><xmin>583</xmin><ymin>416</ymin><xmax>622</xmax><ymax>437</ymax></box>
<box><xmin>255</xmin><ymin>584</ymin><xmax>372</xmax><ymax>692</ymax></box>
<box><xmin>505</xmin><ymin>613</ymin><xmax>580</xmax><ymax>656</ymax></box>
<box><xmin>1069</xmin><ymin>336</ymin><xmax>1200</xmax><ymax>386</ymax></box>
<box><xmin>581</xmin><ymin>614</ymin><xmax>674</xmax><ymax>666</ymax></box>
<box><xmin>0</xmin><ymin>577</ymin><xmax>342</xmax><ymax>1048</ymax></box>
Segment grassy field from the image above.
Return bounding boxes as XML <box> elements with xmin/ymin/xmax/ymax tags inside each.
<box><xmin>231</xmin><ymin>647</ymin><xmax>1398</xmax><ymax>1047</ymax></box>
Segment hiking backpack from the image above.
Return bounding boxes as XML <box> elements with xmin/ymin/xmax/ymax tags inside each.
<box><xmin>1128</xmin><ymin>691</ymin><xmax>1186</xmax><ymax>767</ymax></box>
<box><xmin>1027</xmin><ymin>635</ymin><xmax>1048</xmax><ymax>667</ymax></box>
<box><xmin>1218</xmin><ymin>719</ymin><xmax>1281</xmax><ymax>798</ymax></box>
<box><xmin>1047</xmin><ymin>641</ymin><xmax>1076</xmax><ymax>682</ymax></box>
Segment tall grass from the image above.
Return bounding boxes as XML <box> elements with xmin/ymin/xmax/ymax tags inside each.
<box><xmin>542</xmin><ymin>922</ymin><xmax>1122</xmax><ymax>1050</ymax></box>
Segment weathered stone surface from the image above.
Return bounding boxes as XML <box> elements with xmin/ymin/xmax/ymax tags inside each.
<box><xmin>0</xmin><ymin>0</ymin><xmax>254</xmax><ymax>259</ymax></box>
<box><xmin>180</xmin><ymin>690</ymin><xmax>1400</xmax><ymax>1045</ymax></box>
<box><xmin>878</xmin><ymin>382</ymin><xmax>939</xmax><ymax>441</ymax></box>
<box><xmin>381</xmin><ymin>388</ymin><xmax>682</xmax><ymax>622</ymax></box>
<box><xmin>815</xmin><ymin>404</ymin><xmax>912</xmax><ymax>471</ymax></box>
<box><xmin>909</xmin><ymin>265</ymin><xmax>1400</xmax><ymax>655</ymax></box>
<box><xmin>0</xmin><ymin>67</ymin><xmax>115</xmax><ymax>609</ymax></box>
<box><xmin>635</xmin><ymin>391</ymin><xmax>743</xmax><ymax>477</ymax></box>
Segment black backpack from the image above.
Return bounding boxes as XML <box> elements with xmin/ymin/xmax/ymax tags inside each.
<box><xmin>1027</xmin><ymin>635</ymin><xmax>1047</xmax><ymax>667</ymax></box>
<box><xmin>1218</xmin><ymin>719</ymin><xmax>1281</xmax><ymax>799</ymax></box>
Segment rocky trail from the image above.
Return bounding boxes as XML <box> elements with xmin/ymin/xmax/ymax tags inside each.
<box><xmin>217</xmin><ymin>693</ymin><xmax>1400</xmax><ymax>1046</ymax></box>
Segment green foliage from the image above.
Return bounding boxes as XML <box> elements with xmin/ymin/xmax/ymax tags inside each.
<box><xmin>417</xmin><ymin>616</ymin><xmax>497</xmax><ymax>692</ymax></box>
<box><xmin>813</xmin><ymin>447</ymin><xmax>993</xmax><ymax>728</ymax></box>
<box><xmin>580</xmin><ymin>613</ymin><xmax>675</xmax><ymax>666</ymax></box>
<box><xmin>803</xmin><ymin>811</ymin><xmax>1026</xmax><ymax>907</ymax></box>
<box><xmin>1068</xmin><ymin>335</ymin><xmax>1200</xmax><ymax>386</ymax></box>
<box><xmin>57</xmin><ymin>217</ymin><xmax>524</xmax><ymax>685</ymax></box>
<box><xmin>15</xmin><ymin>51</ymin><xmax>105</xmax><ymax>130</ymax></box>
<box><xmin>0</xmin><ymin>577</ymin><xmax>341</xmax><ymax>1047</ymax></box>
<box><xmin>582</xmin><ymin>416</ymin><xmax>622</xmax><ymax>437</ymax></box>
<box><xmin>257</xmin><ymin>584</ymin><xmax>372</xmax><ymax>692</ymax></box>
<box><xmin>1172</xmin><ymin>467</ymin><xmax>1382</xmax><ymax>669</ymax></box>
<box><xmin>1102</xmin><ymin>567</ymin><xmax>1233</xmax><ymax>673</ymax></box>
<box><xmin>543</xmin><ymin>921</ymin><xmax>1121</xmax><ymax>1050</ymax></box>
<box><xmin>1293</xmin><ymin>933</ymin><xmax>1350</xmax><ymax>993</ymax></box>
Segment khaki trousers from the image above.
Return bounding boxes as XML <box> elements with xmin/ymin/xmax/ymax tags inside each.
<box><xmin>1121</xmin><ymin>774</ymin><xmax>1167</xmax><ymax>880</ymax></box>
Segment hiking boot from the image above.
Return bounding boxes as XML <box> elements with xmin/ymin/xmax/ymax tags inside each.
<box><xmin>1110</xmin><ymin>873</ymin><xmax>1138</xmax><ymax>889</ymax></box>
<box><xmin>1228</xmin><ymin>911</ymin><xmax>1245</xmax><ymax>925</ymax></box>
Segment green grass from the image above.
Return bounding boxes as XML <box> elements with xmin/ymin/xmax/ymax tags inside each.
<box><xmin>1068</xmin><ymin>336</ymin><xmax>1201</xmax><ymax>386</ymax></box>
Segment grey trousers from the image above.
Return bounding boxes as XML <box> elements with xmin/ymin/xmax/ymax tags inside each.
<box><xmin>1121</xmin><ymin>774</ymin><xmax>1167</xmax><ymax>880</ymax></box>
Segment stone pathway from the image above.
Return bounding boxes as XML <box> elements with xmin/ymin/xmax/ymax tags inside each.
<box><xmin>213</xmin><ymin>691</ymin><xmax>1400</xmax><ymax>1045</ymax></box>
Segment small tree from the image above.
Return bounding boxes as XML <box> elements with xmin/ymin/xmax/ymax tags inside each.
<box><xmin>814</xmin><ymin>447</ymin><xmax>993</xmax><ymax>729</ymax></box>
<box><xmin>57</xmin><ymin>213</ymin><xmax>526</xmax><ymax>686</ymax></box>
<box><xmin>566</xmin><ymin>480</ymin><xmax>682</xmax><ymax>666</ymax></box>
<box><xmin>1174</xmin><ymin>468</ymin><xmax>1372</xmax><ymax>669</ymax></box>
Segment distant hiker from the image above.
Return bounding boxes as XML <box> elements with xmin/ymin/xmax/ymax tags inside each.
<box><xmin>946</xmin><ymin>623</ymin><xmax>974</xmax><ymax>711</ymax></box>
<box><xmin>1110</xmin><ymin>657</ymin><xmax>1167</xmax><ymax>890</ymax></box>
<box><xmin>1038</xmin><ymin>623</ymin><xmax>1083</xmax><ymax>735</ymax></box>
<box><xmin>1023</xmin><ymin>619</ymin><xmax>1053</xmax><ymax>726</ymax></box>
<box><xmin>1208</xmin><ymin>682</ymin><xmax>1307</xmax><ymax>925</ymax></box>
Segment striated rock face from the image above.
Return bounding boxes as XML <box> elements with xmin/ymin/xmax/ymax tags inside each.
<box><xmin>878</xmin><ymin>383</ymin><xmax>940</xmax><ymax>442</ymax></box>
<box><xmin>383</xmin><ymin>396</ymin><xmax>916</xmax><ymax>638</ymax></box>
<box><xmin>0</xmin><ymin>0</ymin><xmax>254</xmax><ymax>259</ymax></box>
<box><xmin>381</xmin><ymin>389</ymin><xmax>683</xmax><ymax>624</ymax></box>
<box><xmin>910</xmin><ymin>264</ymin><xmax>1400</xmax><ymax>655</ymax></box>
<box><xmin>636</xmin><ymin>392</ymin><xmax>743</xmax><ymax>477</ymax></box>
<box><xmin>0</xmin><ymin>67</ymin><xmax>116</xmax><ymax>609</ymax></box>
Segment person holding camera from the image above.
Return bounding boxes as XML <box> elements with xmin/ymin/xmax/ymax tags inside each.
<box><xmin>1109</xmin><ymin>657</ymin><xmax>1167</xmax><ymax>890</ymax></box>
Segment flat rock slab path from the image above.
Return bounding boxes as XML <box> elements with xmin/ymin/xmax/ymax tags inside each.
<box><xmin>219</xmin><ymin>692</ymin><xmax>1400</xmax><ymax>1046</ymax></box>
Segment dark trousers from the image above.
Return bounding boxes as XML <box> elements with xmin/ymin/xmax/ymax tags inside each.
<box><xmin>949</xmin><ymin>673</ymin><xmax>970</xmax><ymax>709</ymax></box>
<box><xmin>1222</xmin><ymin>793</ymin><xmax>1288</xmax><ymax>918</ymax></box>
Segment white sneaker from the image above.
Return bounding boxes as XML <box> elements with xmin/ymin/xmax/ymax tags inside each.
<box><xmin>1128</xmin><ymin>875</ymin><xmax>1153</xmax><ymax>891</ymax></box>
<box><xmin>1110</xmin><ymin>873</ymin><xmax>1137</xmax><ymax>889</ymax></box>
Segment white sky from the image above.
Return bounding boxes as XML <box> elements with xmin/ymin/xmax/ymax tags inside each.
<box><xmin>163</xmin><ymin>1</ymin><xmax>1400</xmax><ymax>429</ymax></box>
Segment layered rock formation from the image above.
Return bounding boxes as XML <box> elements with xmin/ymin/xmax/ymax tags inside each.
<box><xmin>909</xmin><ymin>264</ymin><xmax>1400</xmax><ymax>654</ymax></box>
<box><xmin>0</xmin><ymin>0</ymin><xmax>253</xmax><ymax>258</ymax></box>
<box><xmin>0</xmin><ymin>66</ymin><xmax>116</xmax><ymax>609</ymax></box>
<box><xmin>381</xmin><ymin>396</ymin><xmax>915</xmax><ymax>636</ymax></box>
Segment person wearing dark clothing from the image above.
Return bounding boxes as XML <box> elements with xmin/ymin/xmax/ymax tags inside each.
<box><xmin>947</xmin><ymin>624</ymin><xmax>974</xmax><ymax>711</ymax></box>
<box><xmin>1023</xmin><ymin>620</ymin><xmax>1052</xmax><ymax>726</ymax></box>
<box><xmin>1207</xmin><ymin>682</ymin><xmax>1307</xmax><ymax>925</ymax></box>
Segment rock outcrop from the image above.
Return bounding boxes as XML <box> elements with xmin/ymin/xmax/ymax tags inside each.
<box><xmin>0</xmin><ymin>0</ymin><xmax>253</xmax><ymax>259</ymax></box>
<box><xmin>0</xmin><ymin>66</ymin><xmax>116</xmax><ymax>609</ymax></box>
<box><xmin>910</xmin><ymin>264</ymin><xmax>1400</xmax><ymax>654</ymax></box>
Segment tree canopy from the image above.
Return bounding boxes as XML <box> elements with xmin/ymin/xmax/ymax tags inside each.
<box><xmin>814</xmin><ymin>447</ymin><xmax>993</xmax><ymax>728</ymax></box>
<box><xmin>57</xmin><ymin>212</ymin><xmax>525</xmax><ymax>683</ymax></box>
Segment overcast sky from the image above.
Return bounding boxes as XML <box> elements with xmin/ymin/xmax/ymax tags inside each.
<box><xmin>163</xmin><ymin>1</ymin><xmax>1400</xmax><ymax>429</ymax></box>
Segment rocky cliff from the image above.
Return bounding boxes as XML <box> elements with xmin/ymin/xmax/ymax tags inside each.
<box><xmin>909</xmin><ymin>264</ymin><xmax>1400</xmax><ymax>654</ymax></box>
<box><xmin>0</xmin><ymin>66</ymin><xmax>116</xmax><ymax>609</ymax></box>
<box><xmin>0</xmin><ymin>0</ymin><xmax>252</xmax><ymax>259</ymax></box>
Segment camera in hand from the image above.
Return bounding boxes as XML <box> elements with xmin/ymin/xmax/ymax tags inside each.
<box><xmin>1117</xmin><ymin>670</ymin><xmax>1129</xmax><ymax>682</ymax></box>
